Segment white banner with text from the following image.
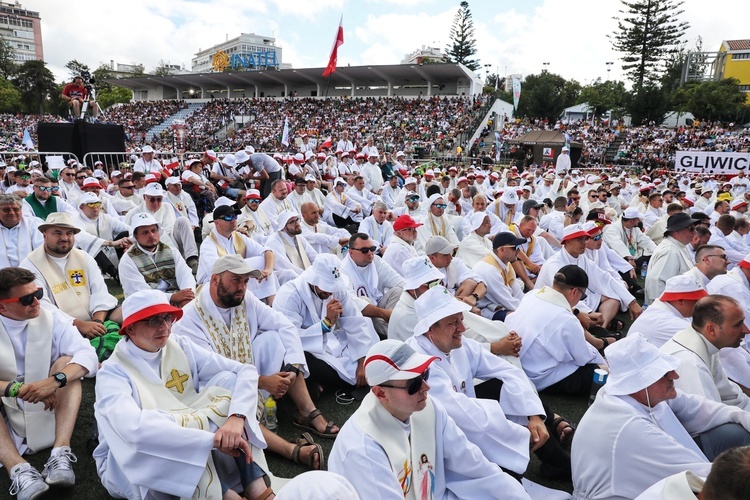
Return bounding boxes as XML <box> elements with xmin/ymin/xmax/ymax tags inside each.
<box><xmin>675</xmin><ymin>151</ymin><xmax>750</xmax><ymax>174</ymax></box>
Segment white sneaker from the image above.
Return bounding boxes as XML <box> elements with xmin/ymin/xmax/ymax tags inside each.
<box><xmin>9</xmin><ymin>463</ymin><xmax>49</xmax><ymax>500</ymax></box>
<box><xmin>41</xmin><ymin>446</ymin><xmax>77</xmax><ymax>487</ymax></box>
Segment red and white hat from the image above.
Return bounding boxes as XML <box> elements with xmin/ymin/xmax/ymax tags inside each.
<box><xmin>204</xmin><ymin>149</ymin><xmax>217</xmax><ymax>160</ymax></box>
<box><xmin>731</xmin><ymin>199</ymin><xmax>748</xmax><ymax>211</ymax></box>
<box><xmin>739</xmin><ymin>255</ymin><xmax>750</xmax><ymax>271</ymax></box>
<box><xmin>393</xmin><ymin>215</ymin><xmax>423</xmax><ymax>231</ymax></box>
<box><xmin>120</xmin><ymin>289</ymin><xmax>183</xmax><ymax>334</ymax></box>
<box><xmin>293</xmin><ymin>153</ymin><xmax>305</xmax><ymax>163</ymax></box>
<box><xmin>682</xmin><ymin>196</ymin><xmax>695</xmax><ymax>207</ymax></box>
<box><xmin>659</xmin><ymin>275</ymin><xmax>708</xmax><ymax>302</ymax></box>
<box><xmin>82</xmin><ymin>177</ymin><xmax>103</xmax><ymax>189</ymax></box>
<box><xmin>490</xmin><ymin>172</ymin><xmax>500</xmax><ymax>180</ymax></box>
<box><xmin>561</xmin><ymin>223</ymin><xmax>592</xmax><ymax>242</ymax></box>
<box><xmin>316</xmin><ymin>152</ymin><xmax>327</xmax><ymax>160</ymax></box>
<box><xmin>364</xmin><ymin>339</ymin><xmax>438</xmax><ymax>386</ymax></box>
<box><xmin>245</xmin><ymin>189</ymin><xmax>262</xmax><ymax>200</ymax></box>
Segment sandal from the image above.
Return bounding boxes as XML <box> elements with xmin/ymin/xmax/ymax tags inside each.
<box><xmin>293</xmin><ymin>408</ymin><xmax>339</xmax><ymax>439</ymax></box>
<box><xmin>597</xmin><ymin>336</ymin><xmax>616</xmax><ymax>356</ymax></box>
<box><xmin>551</xmin><ymin>416</ymin><xmax>576</xmax><ymax>445</ymax></box>
<box><xmin>255</xmin><ymin>486</ymin><xmax>275</xmax><ymax>500</ymax></box>
<box><xmin>291</xmin><ymin>433</ymin><xmax>325</xmax><ymax>470</ymax></box>
<box><xmin>607</xmin><ymin>318</ymin><xmax>625</xmax><ymax>332</ymax></box>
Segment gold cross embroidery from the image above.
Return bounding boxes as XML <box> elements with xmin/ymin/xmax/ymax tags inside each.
<box><xmin>165</xmin><ymin>369</ymin><xmax>189</xmax><ymax>394</ymax></box>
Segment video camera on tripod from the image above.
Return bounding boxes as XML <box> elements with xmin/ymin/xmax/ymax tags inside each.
<box><xmin>77</xmin><ymin>70</ymin><xmax>105</xmax><ymax>121</ymax></box>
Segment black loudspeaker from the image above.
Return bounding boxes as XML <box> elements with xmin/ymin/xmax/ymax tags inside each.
<box><xmin>37</xmin><ymin>121</ymin><xmax>125</xmax><ymax>164</ymax></box>
<box><xmin>37</xmin><ymin>123</ymin><xmax>76</xmax><ymax>155</ymax></box>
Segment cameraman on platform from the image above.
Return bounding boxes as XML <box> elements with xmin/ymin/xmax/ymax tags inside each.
<box><xmin>62</xmin><ymin>75</ymin><xmax>98</xmax><ymax>120</ymax></box>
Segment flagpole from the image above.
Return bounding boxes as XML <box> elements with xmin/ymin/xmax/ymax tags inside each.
<box><xmin>322</xmin><ymin>14</ymin><xmax>343</xmax><ymax>98</ymax></box>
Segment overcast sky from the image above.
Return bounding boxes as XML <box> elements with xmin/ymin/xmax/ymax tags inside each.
<box><xmin>27</xmin><ymin>0</ymin><xmax>748</xmax><ymax>87</ymax></box>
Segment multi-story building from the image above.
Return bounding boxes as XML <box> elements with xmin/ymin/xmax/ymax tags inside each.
<box><xmin>191</xmin><ymin>33</ymin><xmax>284</xmax><ymax>73</ymax></box>
<box><xmin>0</xmin><ymin>0</ymin><xmax>42</xmax><ymax>63</ymax></box>
<box><xmin>401</xmin><ymin>46</ymin><xmax>449</xmax><ymax>65</ymax></box>
<box><xmin>717</xmin><ymin>39</ymin><xmax>750</xmax><ymax>102</ymax></box>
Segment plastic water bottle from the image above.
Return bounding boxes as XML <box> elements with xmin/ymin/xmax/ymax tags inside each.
<box><xmin>264</xmin><ymin>396</ymin><xmax>278</xmax><ymax>432</ymax></box>
<box><xmin>588</xmin><ymin>369</ymin><xmax>608</xmax><ymax>406</ymax></box>
<box><xmin>640</xmin><ymin>261</ymin><xmax>648</xmax><ymax>279</ymax></box>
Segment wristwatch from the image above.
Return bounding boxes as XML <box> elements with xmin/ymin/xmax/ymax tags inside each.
<box><xmin>231</xmin><ymin>413</ymin><xmax>246</xmax><ymax>420</ymax></box>
<box><xmin>52</xmin><ymin>372</ymin><xmax>67</xmax><ymax>388</ymax></box>
<box><xmin>470</xmin><ymin>292</ymin><xmax>480</xmax><ymax>301</ymax></box>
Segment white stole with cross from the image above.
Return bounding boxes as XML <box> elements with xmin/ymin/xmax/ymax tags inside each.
<box><xmin>0</xmin><ymin>309</ymin><xmax>56</xmax><ymax>453</ymax></box>
<box><xmin>109</xmin><ymin>338</ymin><xmax>233</xmax><ymax>500</ymax></box>
<box><xmin>355</xmin><ymin>392</ymin><xmax>437</xmax><ymax>500</ymax></box>
<box><xmin>27</xmin><ymin>246</ymin><xmax>91</xmax><ymax>321</ymax></box>
<box><xmin>280</xmin><ymin>232</ymin><xmax>312</xmax><ymax>270</ymax></box>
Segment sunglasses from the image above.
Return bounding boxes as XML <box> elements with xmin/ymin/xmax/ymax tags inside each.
<box><xmin>578</xmin><ymin>288</ymin><xmax>588</xmax><ymax>301</ymax></box>
<box><xmin>64</xmin><ymin>172</ymin><xmax>75</xmax><ymax>176</ymax></box>
<box><xmin>247</xmin><ymin>199</ymin><xmax>260</xmax><ymax>204</ymax></box>
<box><xmin>592</xmin><ymin>234</ymin><xmax>602</xmax><ymax>241</ymax></box>
<box><xmin>76</xmin><ymin>176</ymin><xmax>87</xmax><ymax>180</ymax></box>
<box><xmin>86</xmin><ymin>202</ymin><xmax>102</xmax><ymax>208</ymax></box>
<box><xmin>141</xmin><ymin>313</ymin><xmax>177</xmax><ymax>328</ymax></box>
<box><xmin>379</xmin><ymin>368</ymin><xmax>430</xmax><ymax>395</ymax></box>
<box><xmin>146</xmin><ymin>196</ymin><xmax>163</xmax><ymax>202</ymax></box>
<box><xmin>51</xmin><ymin>186</ymin><xmax>60</xmax><ymax>192</ymax></box>
<box><xmin>120</xmin><ymin>185</ymin><xmax>134</xmax><ymax>189</ymax></box>
<box><xmin>351</xmin><ymin>246</ymin><xmax>377</xmax><ymax>254</ymax></box>
<box><xmin>705</xmin><ymin>254</ymin><xmax>728</xmax><ymax>261</ymax></box>
<box><xmin>433</xmin><ymin>204</ymin><xmax>448</xmax><ymax>209</ymax></box>
<box><xmin>407</xmin><ymin>197</ymin><xmax>420</xmax><ymax>202</ymax></box>
<box><xmin>37</xmin><ymin>186</ymin><xmax>53</xmax><ymax>192</ymax></box>
<box><xmin>218</xmin><ymin>214</ymin><xmax>238</xmax><ymax>221</ymax></box>
<box><xmin>0</xmin><ymin>288</ymin><xmax>43</xmax><ymax>306</ymax></box>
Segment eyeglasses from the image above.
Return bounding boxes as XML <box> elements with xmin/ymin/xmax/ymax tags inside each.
<box><xmin>247</xmin><ymin>199</ymin><xmax>260</xmax><ymax>204</ymax></box>
<box><xmin>407</xmin><ymin>197</ymin><xmax>420</xmax><ymax>202</ymax></box>
<box><xmin>0</xmin><ymin>288</ymin><xmax>43</xmax><ymax>306</ymax></box>
<box><xmin>218</xmin><ymin>214</ymin><xmax>238</xmax><ymax>221</ymax></box>
<box><xmin>592</xmin><ymin>234</ymin><xmax>602</xmax><ymax>241</ymax></box>
<box><xmin>351</xmin><ymin>246</ymin><xmax>377</xmax><ymax>254</ymax></box>
<box><xmin>120</xmin><ymin>185</ymin><xmax>134</xmax><ymax>189</ymax></box>
<box><xmin>427</xmin><ymin>279</ymin><xmax>442</xmax><ymax>289</ymax></box>
<box><xmin>36</xmin><ymin>186</ymin><xmax>53</xmax><ymax>192</ymax></box>
<box><xmin>578</xmin><ymin>288</ymin><xmax>588</xmax><ymax>301</ymax></box>
<box><xmin>379</xmin><ymin>368</ymin><xmax>430</xmax><ymax>395</ymax></box>
<box><xmin>433</xmin><ymin>204</ymin><xmax>447</xmax><ymax>209</ymax></box>
<box><xmin>145</xmin><ymin>196</ymin><xmax>163</xmax><ymax>203</ymax></box>
<box><xmin>141</xmin><ymin>313</ymin><xmax>177</xmax><ymax>328</ymax></box>
<box><xmin>705</xmin><ymin>254</ymin><xmax>728</xmax><ymax>261</ymax></box>
<box><xmin>76</xmin><ymin>176</ymin><xmax>87</xmax><ymax>180</ymax></box>
<box><xmin>86</xmin><ymin>202</ymin><xmax>102</xmax><ymax>208</ymax></box>
<box><xmin>51</xmin><ymin>186</ymin><xmax>60</xmax><ymax>192</ymax></box>
<box><xmin>64</xmin><ymin>172</ymin><xmax>75</xmax><ymax>177</ymax></box>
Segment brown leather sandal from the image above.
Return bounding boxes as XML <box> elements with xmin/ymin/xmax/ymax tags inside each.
<box><xmin>293</xmin><ymin>408</ymin><xmax>338</xmax><ymax>439</ymax></box>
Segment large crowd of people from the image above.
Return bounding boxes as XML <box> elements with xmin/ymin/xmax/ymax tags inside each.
<box><xmin>4</xmin><ymin>101</ymin><xmax>750</xmax><ymax>499</ymax></box>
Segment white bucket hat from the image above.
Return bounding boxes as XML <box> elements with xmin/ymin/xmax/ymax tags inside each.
<box><xmin>604</xmin><ymin>332</ymin><xmax>681</xmax><ymax>396</ymax></box>
<box><xmin>500</xmin><ymin>189</ymin><xmax>519</xmax><ymax>205</ymax></box>
<box><xmin>468</xmin><ymin>211</ymin><xmax>489</xmax><ymax>233</ymax></box>
<box><xmin>300</xmin><ymin>254</ymin><xmax>347</xmax><ymax>293</ymax></box>
<box><xmin>130</xmin><ymin>212</ymin><xmax>162</xmax><ymax>236</ymax></box>
<box><xmin>413</xmin><ymin>285</ymin><xmax>471</xmax><ymax>337</ymax></box>
<box><xmin>402</xmin><ymin>257</ymin><xmax>444</xmax><ymax>290</ymax></box>
<box><xmin>143</xmin><ymin>183</ymin><xmax>165</xmax><ymax>197</ymax></box>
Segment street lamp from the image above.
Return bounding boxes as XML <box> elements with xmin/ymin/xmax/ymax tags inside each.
<box><xmin>483</xmin><ymin>63</ymin><xmax>492</xmax><ymax>84</ymax></box>
<box><xmin>542</xmin><ymin>62</ymin><xmax>550</xmax><ymax>72</ymax></box>
<box><xmin>606</xmin><ymin>62</ymin><xmax>613</xmax><ymax>80</ymax></box>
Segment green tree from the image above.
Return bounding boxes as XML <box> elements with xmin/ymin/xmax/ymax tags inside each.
<box><xmin>516</xmin><ymin>72</ymin><xmax>573</xmax><ymax>123</ymax></box>
<box><xmin>578</xmin><ymin>79</ymin><xmax>628</xmax><ymax>116</ymax></box>
<box><xmin>0</xmin><ymin>75</ymin><xmax>22</xmax><ymax>113</ymax></box>
<box><xmin>680</xmin><ymin>78</ymin><xmax>746</xmax><ymax>122</ymax></box>
<box><xmin>97</xmin><ymin>86</ymin><xmax>131</xmax><ymax>110</ymax></box>
<box><xmin>0</xmin><ymin>34</ymin><xmax>17</xmax><ymax>79</ymax></box>
<box><xmin>13</xmin><ymin>60</ymin><xmax>57</xmax><ymax>114</ymax></box>
<box><xmin>153</xmin><ymin>60</ymin><xmax>175</xmax><ymax>76</ymax></box>
<box><xmin>445</xmin><ymin>1</ymin><xmax>480</xmax><ymax>71</ymax></box>
<box><xmin>626</xmin><ymin>82</ymin><xmax>671</xmax><ymax>124</ymax></box>
<box><xmin>610</xmin><ymin>0</ymin><xmax>689</xmax><ymax>92</ymax></box>
<box><xmin>130</xmin><ymin>63</ymin><xmax>146</xmax><ymax>77</ymax></box>
<box><xmin>64</xmin><ymin>59</ymin><xmax>90</xmax><ymax>80</ymax></box>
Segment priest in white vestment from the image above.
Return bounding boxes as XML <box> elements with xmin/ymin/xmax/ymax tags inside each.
<box><xmin>264</xmin><ymin>211</ymin><xmax>319</xmax><ymax>278</ymax></box>
<box><xmin>0</xmin><ymin>195</ymin><xmax>43</xmax><ymax>269</ymax></box>
<box><xmin>94</xmin><ymin>290</ymin><xmax>272</xmax><ymax>500</ymax></box>
<box><xmin>0</xmin><ymin>267</ymin><xmax>97</xmax><ymax>499</ymax></box>
<box><xmin>329</xmin><ymin>339</ymin><xmax>531</xmax><ymax>500</ymax></box>
<box><xmin>455</xmin><ymin>212</ymin><xmax>493</xmax><ymax>268</ymax></box>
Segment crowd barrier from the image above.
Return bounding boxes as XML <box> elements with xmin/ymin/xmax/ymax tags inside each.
<box><xmin>0</xmin><ymin>151</ymin><xmax>80</xmax><ymax>169</ymax></box>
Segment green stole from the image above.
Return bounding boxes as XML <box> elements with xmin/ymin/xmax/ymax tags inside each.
<box><xmin>24</xmin><ymin>194</ymin><xmax>58</xmax><ymax>220</ymax></box>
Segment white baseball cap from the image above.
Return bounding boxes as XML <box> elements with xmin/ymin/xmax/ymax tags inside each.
<box><xmin>364</xmin><ymin>339</ymin><xmax>438</xmax><ymax>386</ymax></box>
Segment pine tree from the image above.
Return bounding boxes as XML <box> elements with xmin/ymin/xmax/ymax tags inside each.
<box><xmin>610</xmin><ymin>0</ymin><xmax>689</xmax><ymax>93</ymax></box>
<box><xmin>446</xmin><ymin>1</ymin><xmax>479</xmax><ymax>71</ymax></box>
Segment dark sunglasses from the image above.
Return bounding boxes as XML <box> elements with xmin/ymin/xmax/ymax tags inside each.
<box><xmin>36</xmin><ymin>186</ymin><xmax>53</xmax><ymax>192</ymax></box>
<box><xmin>433</xmin><ymin>204</ymin><xmax>448</xmax><ymax>209</ymax></box>
<box><xmin>146</xmin><ymin>196</ymin><xmax>163</xmax><ymax>202</ymax></box>
<box><xmin>352</xmin><ymin>246</ymin><xmax>377</xmax><ymax>254</ymax></box>
<box><xmin>247</xmin><ymin>199</ymin><xmax>260</xmax><ymax>204</ymax></box>
<box><xmin>592</xmin><ymin>234</ymin><xmax>602</xmax><ymax>241</ymax></box>
<box><xmin>218</xmin><ymin>215</ymin><xmax>238</xmax><ymax>221</ymax></box>
<box><xmin>76</xmin><ymin>175</ymin><xmax>87</xmax><ymax>180</ymax></box>
<box><xmin>120</xmin><ymin>185</ymin><xmax>134</xmax><ymax>189</ymax></box>
<box><xmin>0</xmin><ymin>288</ymin><xmax>43</xmax><ymax>306</ymax></box>
<box><xmin>407</xmin><ymin>196</ymin><xmax>420</xmax><ymax>202</ymax></box>
<box><xmin>380</xmin><ymin>368</ymin><xmax>430</xmax><ymax>395</ymax></box>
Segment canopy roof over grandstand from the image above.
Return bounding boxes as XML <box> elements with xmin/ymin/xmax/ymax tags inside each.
<box><xmin>106</xmin><ymin>63</ymin><xmax>482</xmax><ymax>100</ymax></box>
<box><xmin>509</xmin><ymin>130</ymin><xmax>584</xmax><ymax>166</ymax></box>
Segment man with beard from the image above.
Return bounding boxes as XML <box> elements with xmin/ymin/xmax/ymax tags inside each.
<box><xmin>265</xmin><ymin>211</ymin><xmax>318</xmax><ymax>277</ymax></box>
<box><xmin>20</xmin><ymin>213</ymin><xmax>121</xmax><ymax>338</ymax></box>
<box><xmin>174</xmin><ymin>255</ymin><xmax>336</xmax><ymax>471</ymax></box>
<box><xmin>22</xmin><ymin>176</ymin><xmax>76</xmax><ymax>221</ymax></box>
<box><xmin>118</xmin><ymin>213</ymin><xmax>196</xmax><ymax>307</ymax></box>
<box><xmin>73</xmin><ymin>193</ymin><xmax>132</xmax><ymax>279</ymax></box>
